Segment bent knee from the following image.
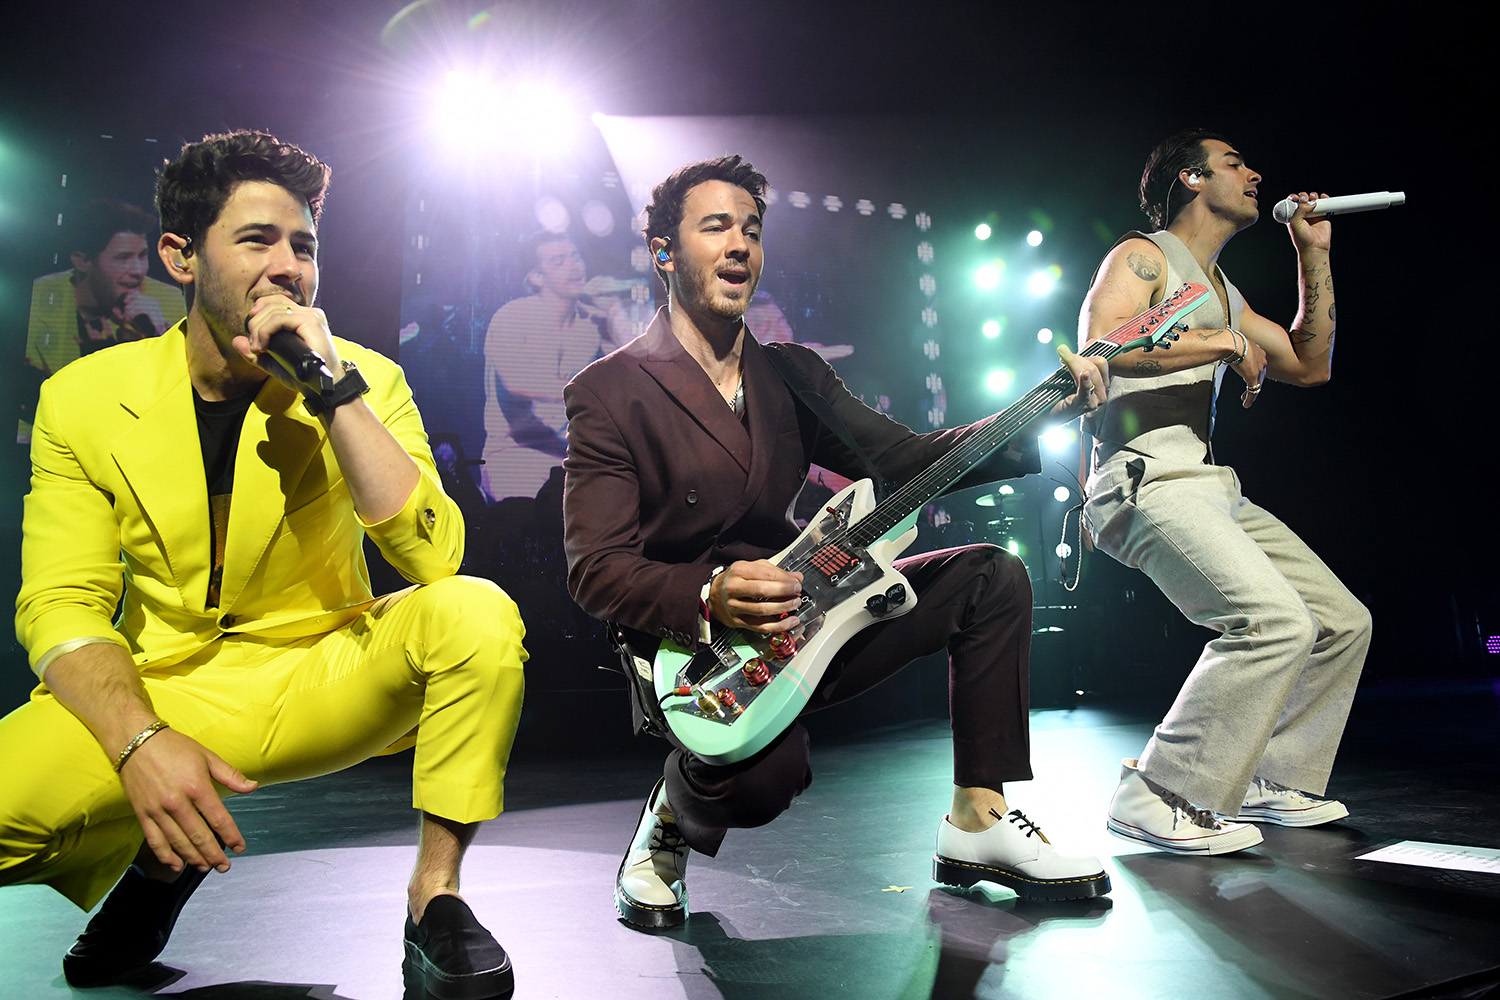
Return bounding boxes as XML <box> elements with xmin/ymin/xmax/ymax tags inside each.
<box><xmin>967</xmin><ymin>544</ymin><xmax>1032</xmax><ymax>606</ymax></box>
<box><xmin>408</xmin><ymin>575</ymin><xmax>525</xmax><ymax>638</ymax></box>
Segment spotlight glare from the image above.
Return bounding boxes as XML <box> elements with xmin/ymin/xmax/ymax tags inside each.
<box><xmin>1053</xmin><ymin>486</ymin><xmax>1072</xmax><ymax>502</ymax></box>
<box><xmin>1040</xmin><ymin>426</ymin><xmax>1077</xmax><ymax>453</ymax></box>
<box><xmin>985</xmin><ymin>369</ymin><xmax>1014</xmax><ymax>395</ymax></box>
<box><xmin>997</xmin><ymin>483</ymin><xmax>1016</xmax><ymax>496</ymax></box>
<box><xmin>982</xmin><ymin>319</ymin><xmax>1001</xmax><ymax>339</ymax></box>
<box><xmin>1036</xmin><ymin>327</ymin><xmax>1054</xmax><ymax>344</ymax></box>
<box><xmin>1055</xmin><ymin>542</ymin><xmax>1073</xmax><ymax>560</ymax></box>
<box><xmin>1026</xmin><ymin>268</ymin><xmax>1059</xmax><ymax>297</ymax></box>
<box><xmin>1027</xmin><ymin>230</ymin><xmax>1043</xmax><ymax>246</ymax></box>
<box><xmin>432</xmin><ymin>70</ymin><xmax>584</xmax><ymax>159</ymax></box>
<box><xmin>975</xmin><ymin>260</ymin><xmax>1004</xmax><ymax>290</ymax></box>
<box><xmin>975</xmin><ymin>223</ymin><xmax>992</xmax><ymax>240</ymax></box>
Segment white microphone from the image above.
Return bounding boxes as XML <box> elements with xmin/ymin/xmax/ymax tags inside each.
<box><xmin>1272</xmin><ymin>191</ymin><xmax>1405</xmax><ymax>224</ymax></box>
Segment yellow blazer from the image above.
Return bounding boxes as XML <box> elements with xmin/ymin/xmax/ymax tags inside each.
<box><xmin>16</xmin><ymin>321</ymin><xmax>463</xmax><ymax>678</ymax></box>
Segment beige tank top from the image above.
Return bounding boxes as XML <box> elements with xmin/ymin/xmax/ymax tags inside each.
<box><xmin>1083</xmin><ymin>230</ymin><xmax>1244</xmax><ymax>476</ymax></box>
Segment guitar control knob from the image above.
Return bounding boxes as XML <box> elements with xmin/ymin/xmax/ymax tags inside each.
<box><xmin>865</xmin><ymin>593</ymin><xmax>889</xmax><ymax>616</ymax></box>
<box><xmin>743</xmin><ymin>658</ymin><xmax>771</xmax><ymax>686</ymax></box>
<box><xmin>885</xmin><ymin>584</ymin><xmax>907</xmax><ymax>606</ymax></box>
<box><xmin>767</xmin><ymin>632</ymin><xmax>797</xmax><ymax>658</ymax></box>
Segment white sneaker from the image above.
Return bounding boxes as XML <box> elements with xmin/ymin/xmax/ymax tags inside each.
<box><xmin>615</xmin><ymin>779</ymin><xmax>688</xmax><ymax>929</ymax></box>
<box><xmin>1106</xmin><ymin>758</ymin><xmax>1262</xmax><ymax>855</ymax></box>
<box><xmin>934</xmin><ymin>808</ymin><xmax>1111</xmax><ymax>900</ymax></box>
<box><xmin>1233</xmin><ymin>776</ymin><xmax>1349</xmax><ymax>827</ymax></box>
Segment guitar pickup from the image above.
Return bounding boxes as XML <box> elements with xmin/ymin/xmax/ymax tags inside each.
<box><xmin>681</xmin><ymin>644</ymin><xmax>742</xmax><ymax>686</ymax></box>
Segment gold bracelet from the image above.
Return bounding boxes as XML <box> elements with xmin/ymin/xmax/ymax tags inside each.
<box><xmin>113</xmin><ymin>720</ymin><xmax>170</xmax><ymax>773</ymax></box>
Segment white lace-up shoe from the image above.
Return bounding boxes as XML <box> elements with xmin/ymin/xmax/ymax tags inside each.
<box><xmin>1233</xmin><ymin>776</ymin><xmax>1349</xmax><ymax>827</ymax></box>
<box><xmin>934</xmin><ymin>808</ymin><xmax>1111</xmax><ymax>900</ymax></box>
<box><xmin>1107</xmin><ymin>758</ymin><xmax>1263</xmax><ymax>855</ymax></box>
<box><xmin>615</xmin><ymin>779</ymin><xmax>689</xmax><ymax>929</ymax></box>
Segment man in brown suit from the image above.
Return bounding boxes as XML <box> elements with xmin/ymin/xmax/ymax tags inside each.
<box><xmin>562</xmin><ymin>155</ymin><xmax>1112</xmax><ymax>927</ymax></box>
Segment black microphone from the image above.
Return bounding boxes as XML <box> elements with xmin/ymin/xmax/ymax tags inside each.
<box><xmin>261</xmin><ymin>331</ymin><xmax>335</xmax><ymax>393</ymax></box>
<box><xmin>126</xmin><ymin>313</ymin><xmax>158</xmax><ymax>340</ymax></box>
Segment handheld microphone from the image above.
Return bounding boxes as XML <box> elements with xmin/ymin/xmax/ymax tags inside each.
<box><xmin>126</xmin><ymin>313</ymin><xmax>158</xmax><ymax>340</ymax></box>
<box><xmin>1272</xmin><ymin>191</ymin><xmax>1405</xmax><ymax>224</ymax></box>
<box><xmin>261</xmin><ymin>331</ymin><xmax>335</xmax><ymax>393</ymax></box>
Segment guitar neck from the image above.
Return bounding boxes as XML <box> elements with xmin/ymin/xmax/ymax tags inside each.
<box><xmin>847</xmin><ymin>337</ymin><xmax>1116</xmax><ymax>546</ymax></box>
<box><xmin>844</xmin><ymin>281</ymin><xmax>1207</xmax><ymax>547</ymax></box>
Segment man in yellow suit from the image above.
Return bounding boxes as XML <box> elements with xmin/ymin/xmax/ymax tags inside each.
<box><xmin>0</xmin><ymin>131</ymin><xmax>525</xmax><ymax>998</ymax></box>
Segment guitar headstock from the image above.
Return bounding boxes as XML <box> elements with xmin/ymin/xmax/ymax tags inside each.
<box><xmin>1098</xmin><ymin>282</ymin><xmax>1210</xmax><ymax>355</ymax></box>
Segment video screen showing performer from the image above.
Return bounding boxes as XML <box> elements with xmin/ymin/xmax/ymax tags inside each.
<box><xmin>479</xmin><ymin>230</ymin><xmax>641</xmax><ymax>503</ymax></box>
<box><xmin>20</xmin><ymin>198</ymin><xmax>186</xmax><ymax>441</ymax></box>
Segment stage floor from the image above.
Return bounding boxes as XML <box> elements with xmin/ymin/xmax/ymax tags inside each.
<box><xmin>4</xmin><ymin>689</ymin><xmax>1498</xmax><ymax>999</ymax></box>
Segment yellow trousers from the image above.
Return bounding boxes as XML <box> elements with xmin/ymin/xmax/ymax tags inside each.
<box><xmin>0</xmin><ymin>575</ymin><xmax>526</xmax><ymax>910</ymax></box>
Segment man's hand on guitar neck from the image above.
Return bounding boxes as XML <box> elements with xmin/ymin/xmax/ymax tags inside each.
<box><xmin>709</xmin><ymin>560</ymin><xmax>805</xmax><ymax>634</ymax></box>
<box><xmin>1046</xmin><ymin>345</ymin><xmax>1111</xmax><ymax>423</ymax></box>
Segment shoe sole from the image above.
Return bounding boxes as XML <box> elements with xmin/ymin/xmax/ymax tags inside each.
<box><xmin>932</xmin><ymin>855</ymin><xmax>1111</xmax><ymax>901</ymax></box>
<box><xmin>615</xmin><ymin>882</ymin><xmax>688</xmax><ymax>930</ymax></box>
<box><xmin>1106</xmin><ymin>816</ymin><xmax>1263</xmax><ymax>855</ymax></box>
<box><xmin>1233</xmin><ymin>802</ymin><xmax>1349</xmax><ymax>827</ymax></box>
<box><xmin>402</xmin><ymin>942</ymin><xmax>514</xmax><ymax>1000</ymax></box>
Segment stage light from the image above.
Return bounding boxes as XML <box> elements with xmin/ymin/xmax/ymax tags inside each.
<box><xmin>1055</xmin><ymin>542</ymin><xmax>1073</xmax><ymax>560</ymax></box>
<box><xmin>431</xmin><ymin>69</ymin><xmax>585</xmax><ymax>160</ymax></box>
<box><xmin>975</xmin><ymin>223</ymin><xmax>992</xmax><ymax>240</ymax></box>
<box><xmin>433</xmin><ymin>69</ymin><xmax>502</xmax><ymax>143</ymax></box>
<box><xmin>975</xmin><ymin>260</ymin><xmax>1005</xmax><ymax>290</ymax></box>
<box><xmin>998</xmin><ymin>484</ymin><xmax>1015</xmax><ymax>495</ymax></box>
<box><xmin>1027</xmin><ymin>230</ymin><xmax>1043</xmax><ymax>246</ymax></box>
<box><xmin>982</xmin><ymin>319</ymin><xmax>1001</xmax><ymax>339</ymax></box>
<box><xmin>1053</xmin><ymin>486</ymin><xmax>1072</xmax><ymax>503</ymax></box>
<box><xmin>985</xmin><ymin>369</ymin><xmax>1014</xmax><ymax>395</ymax></box>
<box><xmin>1006</xmin><ymin>539</ymin><xmax>1023</xmax><ymax>557</ymax></box>
<box><xmin>1036</xmin><ymin>327</ymin><xmax>1054</xmax><ymax>344</ymax></box>
<box><xmin>1026</xmin><ymin>266</ymin><xmax>1060</xmax><ymax>297</ymax></box>
<box><xmin>1040</xmin><ymin>425</ymin><xmax>1077</xmax><ymax>454</ymax></box>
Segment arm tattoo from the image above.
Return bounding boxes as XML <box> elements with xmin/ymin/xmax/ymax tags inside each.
<box><xmin>1131</xmin><ymin>359</ymin><xmax>1163</xmax><ymax>375</ymax></box>
<box><xmin>1288</xmin><ymin>328</ymin><xmax>1317</xmax><ymax>345</ymax></box>
<box><xmin>1126</xmin><ymin>252</ymin><xmax>1161</xmax><ymax>282</ymax></box>
<box><xmin>1302</xmin><ymin>275</ymin><xmax>1322</xmax><ymax>312</ymax></box>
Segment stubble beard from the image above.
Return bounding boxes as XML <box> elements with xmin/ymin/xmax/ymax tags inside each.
<box><xmin>678</xmin><ymin>261</ymin><xmax>758</xmax><ymax>326</ymax></box>
<box><xmin>191</xmin><ymin>256</ymin><xmax>255</xmax><ymax>367</ymax></box>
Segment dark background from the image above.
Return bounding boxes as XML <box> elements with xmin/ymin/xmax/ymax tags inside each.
<box><xmin>0</xmin><ymin>1</ymin><xmax>1483</xmax><ymax>725</ymax></box>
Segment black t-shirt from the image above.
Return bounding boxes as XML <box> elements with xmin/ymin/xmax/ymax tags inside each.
<box><xmin>193</xmin><ymin>388</ymin><xmax>255</xmax><ymax>609</ymax></box>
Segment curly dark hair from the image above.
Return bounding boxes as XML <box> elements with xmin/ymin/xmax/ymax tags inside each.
<box><xmin>156</xmin><ymin>130</ymin><xmax>331</xmax><ymax>251</ymax></box>
<box><xmin>1139</xmin><ymin>128</ymin><xmax>1231</xmax><ymax>230</ymax></box>
<box><xmin>66</xmin><ymin>199</ymin><xmax>155</xmax><ymax>259</ymax></box>
<box><xmin>642</xmin><ymin>155</ymin><xmax>768</xmax><ymax>283</ymax></box>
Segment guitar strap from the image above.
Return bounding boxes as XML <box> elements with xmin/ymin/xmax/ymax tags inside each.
<box><xmin>607</xmin><ymin>623</ymin><xmax>673</xmax><ymax>740</ymax></box>
<box><xmin>762</xmin><ymin>343</ymin><xmax>888</xmax><ymax>501</ymax></box>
